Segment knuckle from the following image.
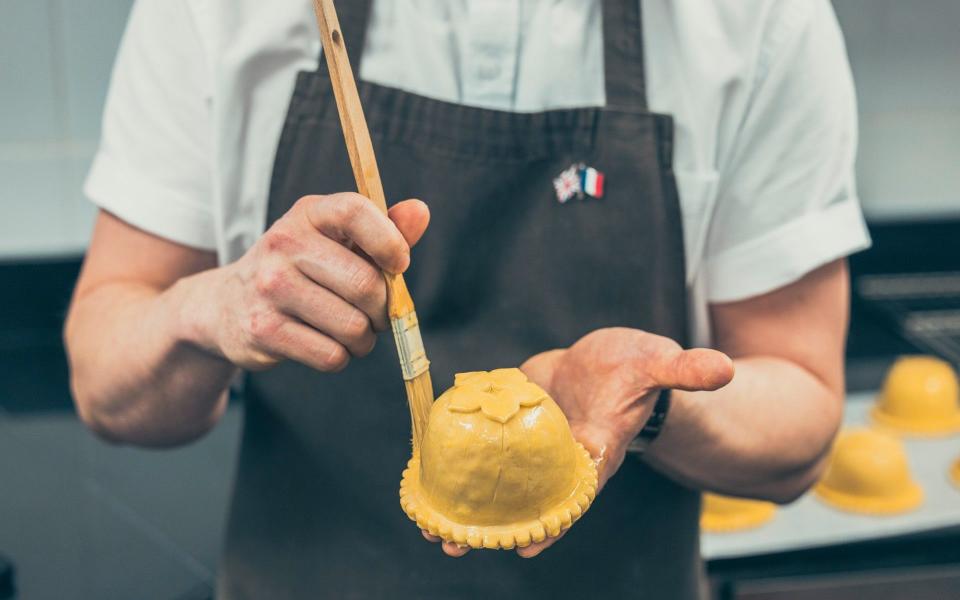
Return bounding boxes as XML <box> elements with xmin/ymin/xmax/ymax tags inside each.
<box><xmin>354</xmin><ymin>335</ymin><xmax>376</xmax><ymax>358</ymax></box>
<box><xmin>262</xmin><ymin>229</ymin><xmax>298</xmax><ymax>255</ymax></box>
<box><xmin>333</xmin><ymin>193</ymin><xmax>365</xmax><ymax>224</ymax></box>
<box><xmin>253</xmin><ymin>265</ymin><xmax>289</xmax><ymax>298</ymax></box>
<box><xmin>295</xmin><ymin>195</ymin><xmax>328</xmax><ymax>231</ymax></box>
<box><xmin>342</xmin><ymin>310</ymin><xmax>370</xmax><ymax>341</ymax></box>
<box><xmin>348</xmin><ymin>263</ymin><xmax>383</xmax><ymax>298</ymax></box>
<box><xmin>293</xmin><ymin>194</ymin><xmax>319</xmax><ymax>212</ymax></box>
<box><xmin>319</xmin><ymin>344</ymin><xmax>350</xmax><ymax>372</ymax></box>
<box><xmin>244</xmin><ymin>308</ymin><xmax>282</xmax><ymax>344</ymax></box>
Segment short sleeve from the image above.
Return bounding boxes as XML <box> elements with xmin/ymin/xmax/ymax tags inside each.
<box><xmin>703</xmin><ymin>0</ymin><xmax>870</xmax><ymax>303</ymax></box>
<box><xmin>84</xmin><ymin>0</ymin><xmax>216</xmax><ymax>250</ymax></box>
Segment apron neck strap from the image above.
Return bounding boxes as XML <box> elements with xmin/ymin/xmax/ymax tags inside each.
<box><xmin>602</xmin><ymin>0</ymin><xmax>649</xmax><ymax>111</ymax></box>
<box><xmin>318</xmin><ymin>0</ymin><xmax>373</xmax><ymax>75</ymax></box>
<box><xmin>319</xmin><ymin>0</ymin><xmax>648</xmax><ymax>110</ymax></box>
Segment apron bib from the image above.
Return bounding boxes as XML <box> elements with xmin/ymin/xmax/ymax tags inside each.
<box><xmin>219</xmin><ymin>1</ymin><xmax>701</xmax><ymax>597</ymax></box>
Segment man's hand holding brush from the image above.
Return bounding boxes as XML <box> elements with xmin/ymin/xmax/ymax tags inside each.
<box><xmin>66</xmin><ymin>193</ymin><xmax>428</xmax><ymax>446</ymax></box>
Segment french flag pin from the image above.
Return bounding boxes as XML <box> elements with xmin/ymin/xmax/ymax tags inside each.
<box><xmin>580</xmin><ymin>165</ymin><xmax>605</xmax><ymax>199</ymax></box>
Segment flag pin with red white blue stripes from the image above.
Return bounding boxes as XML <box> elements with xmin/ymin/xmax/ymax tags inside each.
<box><xmin>553</xmin><ymin>163</ymin><xmax>605</xmax><ymax>203</ymax></box>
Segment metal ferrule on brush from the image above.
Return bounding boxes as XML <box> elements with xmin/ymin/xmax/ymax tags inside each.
<box><xmin>390</xmin><ymin>311</ymin><xmax>430</xmax><ymax>381</ymax></box>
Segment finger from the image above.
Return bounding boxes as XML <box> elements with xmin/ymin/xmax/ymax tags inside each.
<box><xmin>304</xmin><ymin>193</ymin><xmax>410</xmax><ymax>274</ymax></box>
<box><xmin>421</xmin><ymin>531</ymin><xmax>470</xmax><ymax>557</ymax></box>
<box><xmin>388</xmin><ymin>199</ymin><xmax>431</xmax><ymax>248</ymax></box>
<box><xmin>516</xmin><ymin>529</ymin><xmax>567</xmax><ymax>559</ymax></box>
<box><xmin>520</xmin><ymin>349</ymin><xmax>565</xmax><ymax>389</ymax></box>
<box><xmin>291</xmin><ymin>238</ymin><xmax>389</xmax><ymax>331</ymax></box>
<box><xmin>651</xmin><ymin>348</ymin><xmax>735</xmax><ymax>392</ymax></box>
<box><xmin>422</xmin><ymin>531</ymin><xmax>441</xmax><ymax>543</ymax></box>
<box><xmin>441</xmin><ymin>541</ymin><xmax>470</xmax><ymax>558</ymax></box>
<box><xmin>420</xmin><ymin>529</ymin><xmax>470</xmax><ymax>558</ymax></box>
<box><xmin>272</xmin><ymin>272</ymin><xmax>377</xmax><ymax>357</ymax></box>
<box><xmin>255</xmin><ymin>317</ymin><xmax>351</xmax><ymax>373</ymax></box>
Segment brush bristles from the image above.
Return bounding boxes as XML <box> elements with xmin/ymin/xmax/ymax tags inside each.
<box><xmin>404</xmin><ymin>371</ymin><xmax>434</xmax><ymax>449</ymax></box>
<box><xmin>385</xmin><ymin>272</ymin><xmax>433</xmax><ymax>447</ymax></box>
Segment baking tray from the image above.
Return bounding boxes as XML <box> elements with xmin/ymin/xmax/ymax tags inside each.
<box><xmin>701</xmin><ymin>392</ymin><xmax>960</xmax><ymax>560</ymax></box>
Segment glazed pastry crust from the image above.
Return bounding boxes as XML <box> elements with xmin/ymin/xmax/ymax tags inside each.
<box><xmin>871</xmin><ymin>356</ymin><xmax>960</xmax><ymax>436</ymax></box>
<box><xmin>814</xmin><ymin>428</ymin><xmax>924</xmax><ymax>515</ymax></box>
<box><xmin>399</xmin><ymin>368</ymin><xmax>599</xmax><ymax>550</ymax></box>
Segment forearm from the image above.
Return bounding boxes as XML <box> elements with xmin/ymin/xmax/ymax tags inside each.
<box><xmin>65</xmin><ymin>269</ymin><xmax>237</xmax><ymax>447</ymax></box>
<box><xmin>644</xmin><ymin>356</ymin><xmax>843</xmax><ymax>503</ymax></box>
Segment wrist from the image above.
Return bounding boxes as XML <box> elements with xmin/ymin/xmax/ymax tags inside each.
<box><xmin>168</xmin><ymin>267</ymin><xmax>228</xmax><ymax>358</ymax></box>
<box><xmin>576</xmin><ymin>405</ymin><xmax>652</xmax><ymax>461</ymax></box>
<box><xmin>627</xmin><ymin>389</ymin><xmax>671</xmax><ymax>455</ymax></box>
<box><xmin>639</xmin><ymin>389</ymin><xmax>708</xmax><ymax>465</ymax></box>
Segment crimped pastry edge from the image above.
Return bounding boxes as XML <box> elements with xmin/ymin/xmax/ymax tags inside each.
<box><xmin>399</xmin><ymin>443</ymin><xmax>599</xmax><ymax>550</ymax></box>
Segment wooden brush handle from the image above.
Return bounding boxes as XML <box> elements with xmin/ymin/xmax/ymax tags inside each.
<box><xmin>311</xmin><ymin>0</ymin><xmax>414</xmax><ymax>318</ymax></box>
<box><xmin>313</xmin><ymin>0</ymin><xmax>385</xmax><ymax>213</ymax></box>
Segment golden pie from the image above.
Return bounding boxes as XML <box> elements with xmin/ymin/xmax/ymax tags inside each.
<box><xmin>872</xmin><ymin>356</ymin><xmax>960</xmax><ymax>436</ymax></box>
<box><xmin>400</xmin><ymin>369</ymin><xmax>598</xmax><ymax>549</ymax></box>
<box><xmin>815</xmin><ymin>428</ymin><xmax>923</xmax><ymax>515</ymax></box>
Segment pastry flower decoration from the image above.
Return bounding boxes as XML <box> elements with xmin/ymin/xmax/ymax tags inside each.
<box><xmin>447</xmin><ymin>369</ymin><xmax>547</xmax><ymax>423</ymax></box>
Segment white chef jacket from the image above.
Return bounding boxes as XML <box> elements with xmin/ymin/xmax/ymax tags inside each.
<box><xmin>85</xmin><ymin>0</ymin><xmax>870</xmax><ymax>346</ymax></box>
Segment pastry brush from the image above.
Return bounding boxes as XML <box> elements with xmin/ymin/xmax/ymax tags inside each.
<box><xmin>311</xmin><ymin>0</ymin><xmax>434</xmax><ymax>448</ymax></box>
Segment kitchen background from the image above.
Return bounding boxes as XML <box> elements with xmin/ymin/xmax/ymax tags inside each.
<box><xmin>1</xmin><ymin>1</ymin><xmax>959</xmax><ymax>599</ymax></box>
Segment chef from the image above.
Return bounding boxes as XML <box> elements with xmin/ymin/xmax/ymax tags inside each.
<box><xmin>65</xmin><ymin>0</ymin><xmax>870</xmax><ymax>598</ymax></box>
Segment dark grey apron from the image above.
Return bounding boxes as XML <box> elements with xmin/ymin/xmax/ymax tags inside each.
<box><xmin>219</xmin><ymin>1</ymin><xmax>701</xmax><ymax>597</ymax></box>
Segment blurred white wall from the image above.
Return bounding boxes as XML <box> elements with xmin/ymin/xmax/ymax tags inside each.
<box><xmin>0</xmin><ymin>0</ymin><xmax>133</xmax><ymax>259</ymax></box>
<box><xmin>0</xmin><ymin>0</ymin><xmax>958</xmax><ymax>259</ymax></box>
<box><xmin>834</xmin><ymin>0</ymin><xmax>960</xmax><ymax>222</ymax></box>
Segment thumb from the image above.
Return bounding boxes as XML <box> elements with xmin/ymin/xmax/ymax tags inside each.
<box><xmin>388</xmin><ymin>199</ymin><xmax>431</xmax><ymax>248</ymax></box>
<box><xmin>650</xmin><ymin>348</ymin><xmax>734</xmax><ymax>392</ymax></box>
<box><xmin>520</xmin><ymin>349</ymin><xmax>565</xmax><ymax>390</ymax></box>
